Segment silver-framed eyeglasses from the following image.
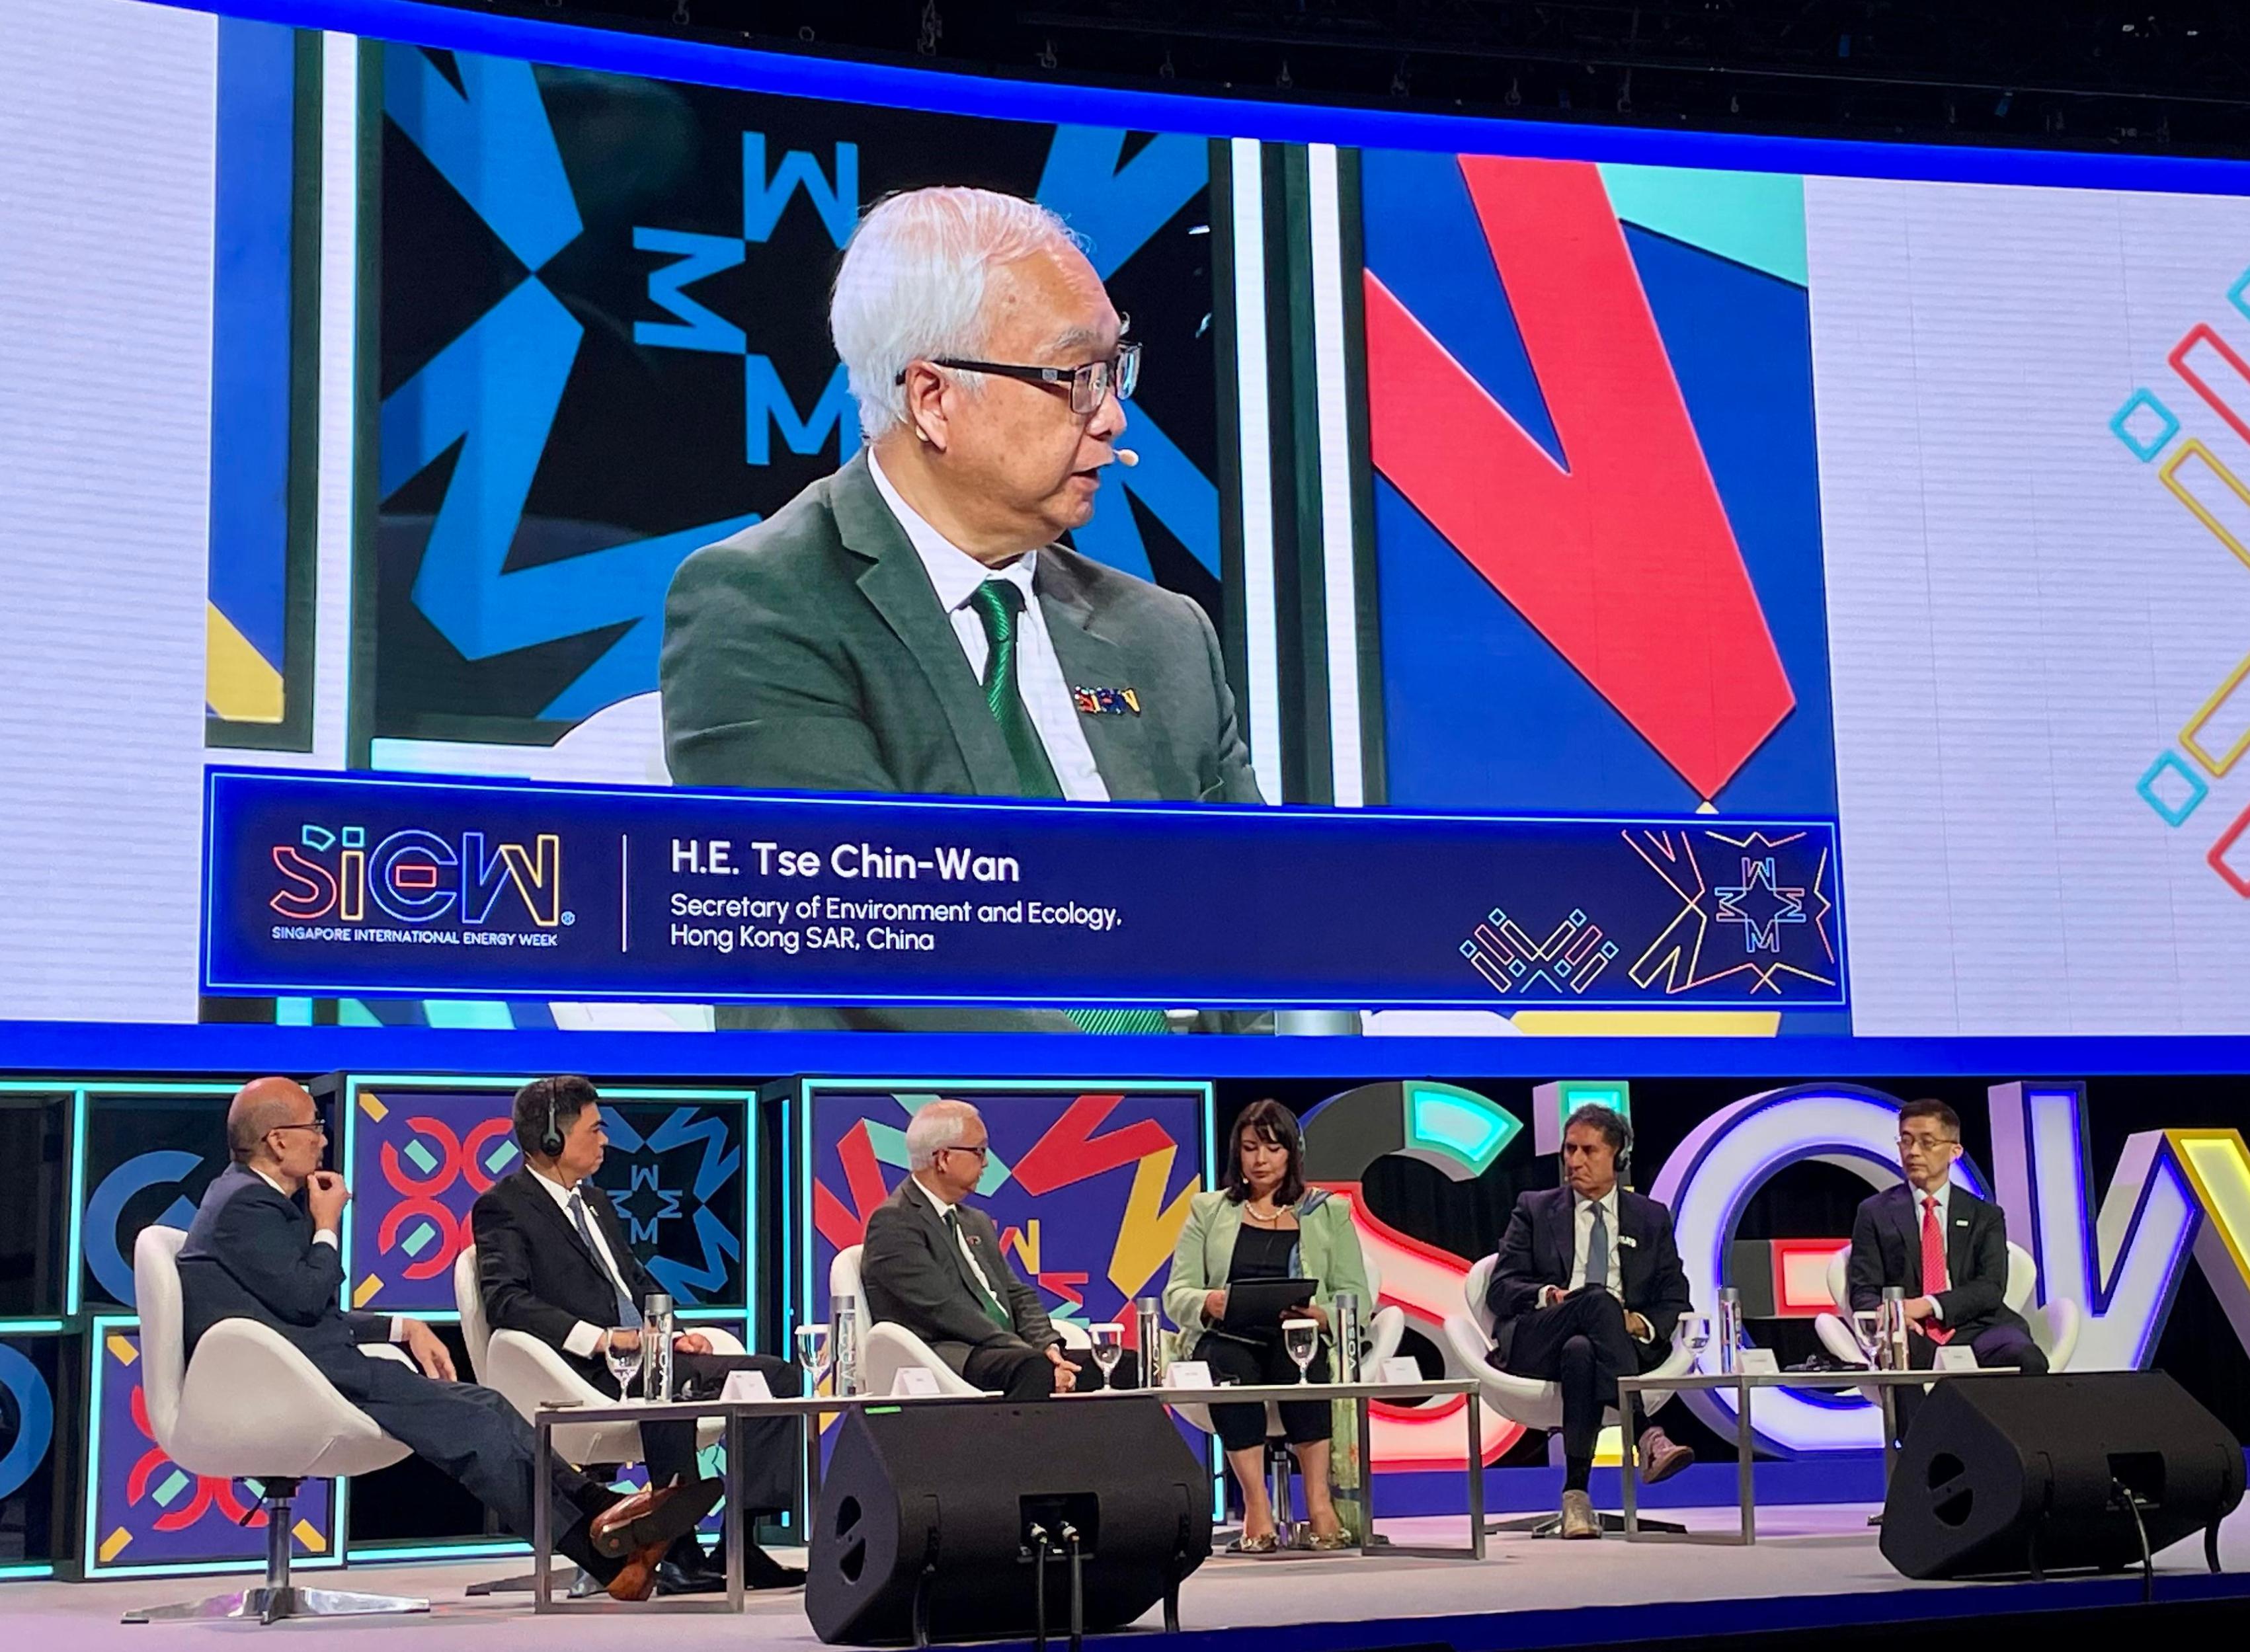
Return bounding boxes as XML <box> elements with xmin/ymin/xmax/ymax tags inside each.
<box><xmin>901</xmin><ymin>339</ymin><xmax>1141</xmax><ymax>416</ymax></box>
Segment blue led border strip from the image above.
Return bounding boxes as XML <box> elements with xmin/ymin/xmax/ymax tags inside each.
<box><xmin>149</xmin><ymin>0</ymin><xmax>2250</xmax><ymax>197</ymax></box>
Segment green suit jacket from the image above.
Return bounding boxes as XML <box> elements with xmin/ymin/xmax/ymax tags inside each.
<box><xmin>1162</xmin><ymin>1187</ymin><xmax>1372</xmax><ymax>1347</ymax></box>
<box><xmin>661</xmin><ymin>450</ymin><xmax>1262</xmax><ymax>805</ymax></box>
<box><xmin>658</xmin><ymin>451</ymin><xmax>1266</xmax><ymax>1033</ymax></box>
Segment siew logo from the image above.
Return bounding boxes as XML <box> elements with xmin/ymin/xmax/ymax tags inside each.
<box><xmin>271</xmin><ymin>824</ymin><xmax>566</xmax><ymax>927</ymax></box>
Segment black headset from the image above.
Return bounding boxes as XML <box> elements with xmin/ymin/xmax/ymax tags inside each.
<box><xmin>532</xmin><ymin>1078</ymin><xmax>565</xmax><ymax>1159</ymax></box>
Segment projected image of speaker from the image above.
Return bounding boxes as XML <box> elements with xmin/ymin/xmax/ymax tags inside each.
<box><xmin>808</xmin><ymin>1399</ymin><xmax>1211</xmax><ymax>1646</ymax></box>
<box><xmin>1880</xmin><ymin>1372</ymin><xmax>2243</xmax><ymax>1580</ymax></box>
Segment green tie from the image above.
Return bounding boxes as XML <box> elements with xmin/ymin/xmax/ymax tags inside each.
<box><xmin>946</xmin><ymin>1208</ymin><xmax>1013</xmax><ymax>1329</ymax></box>
<box><xmin>967</xmin><ymin>579</ymin><xmax>1063</xmax><ymax>799</ymax></box>
<box><xmin>965</xmin><ymin>579</ymin><xmax>1167</xmax><ymax>1034</ymax></box>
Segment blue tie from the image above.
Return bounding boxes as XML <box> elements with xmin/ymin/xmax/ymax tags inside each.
<box><xmin>1584</xmin><ymin>1200</ymin><xmax>1611</xmax><ymax>1294</ymax></box>
<box><xmin>569</xmin><ymin>1189</ymin><xmax>639</xmax><ymax>1327</ymax></box>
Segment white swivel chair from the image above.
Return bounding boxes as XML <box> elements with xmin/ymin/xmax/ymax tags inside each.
<box><xmin>1812</xmin><ymin>1242</ymin><xmax>2079</xmax><ymax>1371</ymax></box>
<box><xmin>1170</xmin><ymin>1254</ymin><xmax>1408</xmax><ymax>1544</ymax></box>
<box><xmin>1441</xmin><ymin>1253</ymin><xmax>1697</xmax><ymax>1537</ymax></box>
<box><xmin>830</xmin><ymin>1244</ymin><xmax>1092</xmax><ymax>1397</ymax></box>
<box><xmin>453</xmin><ymin>1243</ymin><xmax>741</xmax><ymax>1464</ymax></box>
<box><xmin>121</xmin><ymin>1227</ymin><xmax>430</xmax><ymax>1625</ymax></box>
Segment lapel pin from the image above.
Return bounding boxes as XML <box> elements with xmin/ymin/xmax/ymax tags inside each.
<box><xmin>1074</xmin><ymin>685</ymin><xmax>1142</xmax><ymax>717</ymax></box>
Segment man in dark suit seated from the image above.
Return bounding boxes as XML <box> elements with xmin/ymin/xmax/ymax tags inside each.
<box><xmin>858</xmin><ymin>1099</ymin><xmax>1078</xmax><ymax>1400</ymax></box>
<box><xmin>1849</xmin><ymin>1097</ymin><xmax>2047</xmax><ymax>1442</ymax></box>
<box><xmin>175</xmin><ymin>1078</ymin><xmax>719</xmax><ymax>1600</ymax></box>
<box><xmin>1486</xmin><ymin>1104</ymin><xmax>1696</xmax><ymax>1540</ymax></box>
<box><xmin>470</xmin><ymin>1076</ymin><xmax>803</xmax><ymax>1594</ymax></box>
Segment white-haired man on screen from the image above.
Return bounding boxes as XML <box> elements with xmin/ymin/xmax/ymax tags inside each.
<box><xmin>659</xmin><ymin>185</ymin><xmax>1261</xmax><ymax>1033</ymax></box>
<box><xmin>856</xmin><ymin>1100</ymin><xmax>1075</xmax><ymax>1399</ymax></box>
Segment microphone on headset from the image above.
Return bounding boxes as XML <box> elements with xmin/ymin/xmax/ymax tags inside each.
<box><xmin>1115</xmin><ymin>448</ymin><xmax>1139</xmax><ymax>468</ymax></box>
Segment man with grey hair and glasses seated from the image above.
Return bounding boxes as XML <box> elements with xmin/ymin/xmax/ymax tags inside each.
<box><xmin>858</xmin><ymin>1099</ymin><xmax>1075</xmax><ymax>1399</ymax></box>
<box><xmin>659</xmin><ymin>185</ymin><xmax>1262</xmax><ymax>1033</ymax></box>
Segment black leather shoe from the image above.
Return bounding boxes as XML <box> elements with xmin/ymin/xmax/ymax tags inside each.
<box><xmin>742</xmin><ymin>1545</ymin><xmax>807</xmax><ymax>1591</ymax></box>
<box><xmin>654</xmin><ymin>1558</ymin><xmax>727</xmax><ymax>1596</ymax></box>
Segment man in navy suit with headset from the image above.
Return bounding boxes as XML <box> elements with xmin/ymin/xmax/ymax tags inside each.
<box><xmin>471</xmin><ymin>1076</ymin><xmax>803</xmax><ymax>1593</ymax></box>
<box><xmin>1484</xmin><ymin>1103</ymin><xmax>1697</xmax><ymax>1540</ymax></box>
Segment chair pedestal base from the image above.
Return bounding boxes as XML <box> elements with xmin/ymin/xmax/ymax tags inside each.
<box><xmin>463</xmin><ymin>1566</ymin><xmax>599</xmax><ymax>1598</ymax></box>
<box><xmin>1486</xmin><ymin>1511</ymin><xmax>1686</xmax><ymax>1538</ymax></box>
<box><xmin>122</xmin><ymin>1586</ymin><xmax>430</xmax><ymax>1624</ymax></box>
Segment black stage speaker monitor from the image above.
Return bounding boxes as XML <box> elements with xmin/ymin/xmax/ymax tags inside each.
<box><xmin>809</xmin><ymin>1399</ymin><xmax>1211</xmax><ymax>1646</ymax></box>
<box><xmin>1880</xmin><ymin>1371</ymin><xmax>2244</xmax><ymax>1579</ymax></box>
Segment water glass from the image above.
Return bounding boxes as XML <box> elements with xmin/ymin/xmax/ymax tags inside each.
<box><xmin>1850</xmin><ymin>1310</ymin><xmax>1884</xmax><ymax>1368</ymax></box>
<box><xmin>1676</xmin><ymin>1314</ymin><xmax>1710</xmax><ymax>1362</ymax></box>
<box><xmin>1282</xmin><ymin>1318</ymin><xmax>1320</xmax><ymax>1383</ymax></box>
<box><xmin>1090</xmin><ymin>1323</ymin><xmax>1125</xmax><ymax>1384</ymax></box>
<box><xmin>795</xmin><ymin>1322</ymin><xmax>832</xmax><ymax>1388</ymax></box>
<box><xmin>604</xmin><ymin>1327</ymin><xmax>645</xmax><ymax>1398</ymax></box>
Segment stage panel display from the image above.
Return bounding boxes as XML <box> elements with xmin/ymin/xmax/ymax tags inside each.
<box><xmin>13</xmin><ymin>0</ymin><xmax>2250</xmax><ymax>1034</ymax></box>
<box><xmin>339</xmin><ymin>1078</ymin><xmax>756</xmax><ymax>1318</ymax></box>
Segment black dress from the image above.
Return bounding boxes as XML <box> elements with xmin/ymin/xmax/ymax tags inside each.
<box><xmin>1193</xmin><ymin>1223</ymin><xmax>1334</xmax><ymax>1450</ymax></box>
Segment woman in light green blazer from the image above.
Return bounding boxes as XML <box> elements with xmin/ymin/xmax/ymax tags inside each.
<box><xmin>1164</xmin><ymin>1099</ymin><xmax>1372</xmax><ymax>1551</ymax></box>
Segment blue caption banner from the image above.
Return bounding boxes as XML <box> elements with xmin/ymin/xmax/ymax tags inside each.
<box><xmin>200</xmin><ymin>769</ymin><xmax>1847</xmax><ymax>1010</ymax></box>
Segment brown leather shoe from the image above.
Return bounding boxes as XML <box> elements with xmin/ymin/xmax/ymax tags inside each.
<box><xmin>1638</xmin><ymin>1427</ymin><xmax>1696</xmax><ymax>1485</ymax></box>
<box><xmin>589</xmin><ymin>1477</ymin><xmax>725</xmax><ymax>1561</ymax></box>
<box><xmin>1559</xmin><ymin>1489</ymin><xmax>1601</xmax><ymax>1540</ymax></box>
<box><xmin>604</xmin><ymin>1541</ymin><xmax>669</xmax><ymax>1602</ymax></box>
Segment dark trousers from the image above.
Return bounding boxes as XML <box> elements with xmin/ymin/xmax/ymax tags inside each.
<box><xmin>962</xmin><ymin>1342</ymin><xmax>1057</xmax><ymax>1401</ymax></box>
<box><xmin>611</xmin><ymin>1351</ymin><xmax>797</xmax><ymax>1515</ymax></box>
<box><xmin>1892</xmin><ymin>1323</ymin><xmax>2048</xmax><ymax>1443</ymax></box>
<box><xmin>1194</xmin><ymin>1333</ymin><xmax>1332</xmax><ymax>1452</ymax></box>
<box><xmin>325</xmin><ymin>1354</ymin><xmax>614</xmax><ymax>1571</ymax></box>
<box><xmin>1494</xmin><ymin>1290</ymin><xmax>1668</xmax><ymax>1463</ymax></box>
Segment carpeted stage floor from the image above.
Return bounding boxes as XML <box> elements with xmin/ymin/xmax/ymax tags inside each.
<box><xmin>11</xmin><ymin>1503</ymin><xmax>2250</xmax><ymax>1649</ymax></box>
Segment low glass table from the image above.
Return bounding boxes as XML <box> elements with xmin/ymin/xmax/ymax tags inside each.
<box><xmin>1615</xmin><ymin>1365</ymin><xmax>2017</xmax><ymax>1545</ymax></box>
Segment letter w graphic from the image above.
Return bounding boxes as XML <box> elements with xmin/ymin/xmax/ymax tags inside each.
<box><xmin>1363</xmin><ymin>157</ymin><xmax>1792</xmax><ymax>803</ymax></box>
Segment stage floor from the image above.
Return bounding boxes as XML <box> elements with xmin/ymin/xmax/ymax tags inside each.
<box><xmin>11</xmin><ymin>1502</ymin><xmax>2250</xmax><ymax>1649</ymax></box>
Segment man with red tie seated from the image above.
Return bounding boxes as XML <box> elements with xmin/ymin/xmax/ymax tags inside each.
<box><xmin>1847</xmin><ymin>1097</ymin><xmax>2047</xmax><ymax>1442</ymax></box>
<box><xmin>471</xmin><ymin>1076</ymin><xmax>803</xmax><ymax>1593</ymax></box>
<box><xmin>1484</xmin><ymin>1105</ymin><xmax>1697</xmax><ymax>1540</ymax></box>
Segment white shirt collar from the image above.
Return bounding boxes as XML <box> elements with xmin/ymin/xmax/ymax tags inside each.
<box><xmin>1911</xmin><ymin>1181</ymin><xmax>1950</xmax><ymax>1216</ymax></box>
<box><xmin>251</xmin><ymin>1165</ymin><xmax>295</xmax><ymax>1200</ymax></box>
<box><xmin>909</xmin><ymin>1173</ymin><xmax>957</xmax><ymax>1219</ymax></box>
<box><xmin>868</xmin><ymin>448</ymin><xmax>1037</xmax><ymax>614</ymax></box>
<box><xmin>529</xmin><ymin>1163</ymin><xmax>581</xmax><ymax>1208</ymax></box>
<box><xmin>1575</xmin><ymin>1186</ymin><xmax>1619</xmax><ymax>1218</ymax></box>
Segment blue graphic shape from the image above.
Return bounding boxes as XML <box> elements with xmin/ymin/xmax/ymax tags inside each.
<box><xmin>1068</xmin><ymin>409</ymin><xmax>1219</xmax><ymax>578</ymax></box>
<box><xmin>1035</xmin><ymin>127</ymin><xmax>1207</xmax><ymax>281</ymax></box>
<box><xmin>0</xmin><ymin>1345</ymin><xmax>54</xmax><ymax>1503</ymax></box>
<box><xmin>300</xmin><ymin>824</ymin><xmax>335</xmax><ymax>850</ymax></box>
<box><xmin>644</xmin><ymin>1109</ymin><xmax>741</xmax><ymax>1204</ymax></box>
<box><xmin>1034</xmin><ymin>128</ymin><xmax>1219</xmax><ymax>581</ymax></box>
<box><xmin>646</xmin><ymin>1206</ymin><xmax>741</xmax><ymax>1304</ymax></box>
<box><xmin>384</xmin><ymin>45</ymin><xmax>581</xmax><ymax>272</ymax></box>
<box><xmin>85</xmin><ymin>1152</ymin><xmax>202</xmax><ymax>1308</ymax></box>
<box><xmin>743</xmin><ymin>358</ymin><xmax>858</xmax><ymax>467</ymax></box>
<box><xmin>2137</xmin><ymin>750</ymin><xmax>2209</xmax><ymax>826</ymax></box>
<box><xmin>623</xmin><ymin>1162</ymin><xmax>685</xmax><ymax>1245</ymax></box>
<box><xmin>2231</xmin><ymin>267</ymin><xmax>2250</xmax><ymax>323</ymax></box>
<box><xmin>599</xmin><ymin>1107</ymin><xmax>643</xmax><ymax>1152</ymax></box>
<box><xmin>2109</xmin><ymin>388</ymin><xmax>2181</xmax><ymax>462</ymax></box>
<box><xmin>741</xmin><ymin>133</ymin><xmax>857</xmax><ymax>246</ymax></box>
<box><xmin>382</xmin><ymin>277</ymin><xmax>757</xmax><ymax>719</ymax></box>
<box><xmin>631</xmin><ymin>228</ymin><xmax>746</xmax><ymax>353</ymax></box>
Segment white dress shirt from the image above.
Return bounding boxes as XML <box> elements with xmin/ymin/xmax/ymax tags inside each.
<box><xmin>530</xmin><ymin>1166</ymin><xmax>641</xmax><ymax>1359</ymax></box>
<box><xmin>908</xmin><ymin>1173</ymin><xmax>1004</xmax><ymax>1307</ymax></box>
<box><xmin>1912</xmin><ymin>1181</ymin><xmax>1952</xmax><ymax>1319</ymax></box>
<box><xmin>257</xmin><ymin>1167</ymin><xmax>404</xmax><ymax>1343</ymax></box>
<box><xmin>867</xmin><ymin>450</ymin><xmax>1110</xmax><ymax>802</ymax></box>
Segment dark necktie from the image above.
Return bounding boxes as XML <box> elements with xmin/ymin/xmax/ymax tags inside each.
<box><xmin>569</xmin><ymin>1189</ymin><xmax>640</xmax><ymax>1327</ymax></box>
<box><xmin>966</xmin><ymin>579</ymin><xmax>1168</xmax><ymax>1035</ymax></box>
<box><xmin>1584</xmin><ymin>1199</ymin><xmax>1611</xmax><ymax>1294</ymax></box>
<box><xmin>967</xmin><ymin>578</ymin><xmax>1063</xmax><ymax>799</ymax></box>
<box><xmin>945</xmin><ymin>1207</ymin><xmax>1013</xmax><ymax>1329</ymax></box>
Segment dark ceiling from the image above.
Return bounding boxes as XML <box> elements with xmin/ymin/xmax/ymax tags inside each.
<box><xmin>416</xmin><ymin>1</ymin><xmax>2250</xmax><ymax>155</ymax></box>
